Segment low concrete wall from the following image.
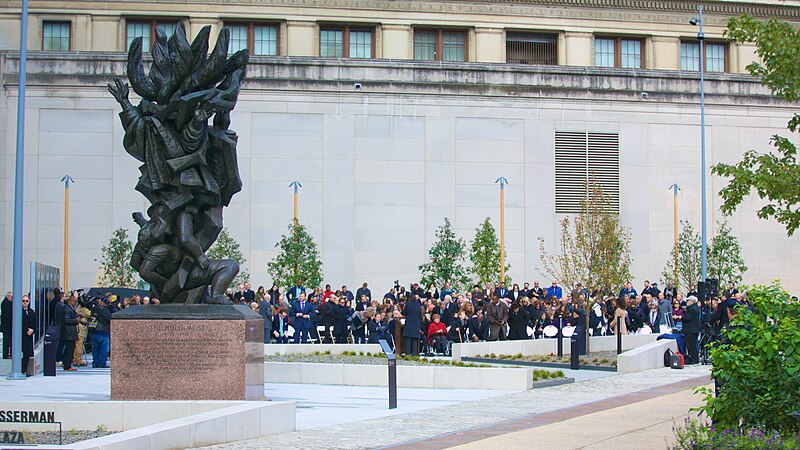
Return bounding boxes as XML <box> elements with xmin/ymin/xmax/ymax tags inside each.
<box><xmin>264</xmin><ymin>362</ymin><xmax>533</xmax><ymax>390</ymax></box>
<box><xmin>617</xmin><ymin>340</ymin><xmax>678</xmax><ymax>373</ymax></box>
<box><xmin>264</xmin><ymin>343</ymin><xmax>383</xmax><ymax>356</ymax></box>
<box><xmin>451</xmin><ymin>334</ymin><xmax>660</xmax><ymax>361</ymax></box>
<box><xmin>70</xmin><ymin>401</ymin><xmax>295</xmax><ymax>450</ymax></box>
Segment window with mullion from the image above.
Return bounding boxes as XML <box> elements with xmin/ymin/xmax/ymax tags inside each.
<box><xmin>349</xmin><ymin>29</ymin><xmax>372</xmax><ymax>59</ymax></box>
<box><xmin>441</xmin><ymin>31</ymin><xmax>466</xmax><ymax>62</ymax></box>
<box><xmin>126</xmin><ymin>19</ymin><xmax>179</xmax><ymax>52</ymax></box>
<box><xmin>620</xmin><ymin>39</ymin><xmax>641</xmax><ymax>69</ymax></box>
<box><xmin>43</xmin><ymin>21</ymin><xmax>70</xmax><ymax>51</ymax></box>
<box><xmin>228</xmin><ymin>24</ymin><xmax>249</xmax><ymax>54</ymax></box>
<box><xmin>414</xmin><ymin>31</ymin><xmax>437</xmax><ymax>61</ymax></box>
<box><xmin>594</xmin><ymin>38</ymin><xmax>615</xmax><ymax>67</ymax></box>
<box><xmin>414</xmin><ymin>29</ymin><xmax>467</xmax><ymax>62</ymax></box>
<box><xmin>253</xmin><ymin>25</ymin><xmax>277</xmax><ymax>56</ymax></box>
<box><xmin>681</xmin><ymin>41</ymin><xmax>726</xmax><ymax>72</ymax></box>
<box><xmin>319</xmin><ymin>26</ymin><xmax>373</xmax><ymax>58</ymax></box>
<box><xmin>595</xmin><ymin>37</ymin><xmax>641</xmax><ymax>68</ymax></box>
<box><xmin>320</xmin><ymin>28</ymin><xmax>343</xmax><ymax>57</ymax></box>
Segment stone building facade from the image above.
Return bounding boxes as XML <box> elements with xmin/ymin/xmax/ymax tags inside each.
<box><xmin>1</xmin><ymin>0</ymin><xmax>799</xmax><ymax>292</ymax></box>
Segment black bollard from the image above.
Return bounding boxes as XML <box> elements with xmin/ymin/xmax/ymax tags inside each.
<box><xmin>557</xmin><ymin>318</ymin><xmax>563</xmax><ymax>358</ymax></box>
<box><xmin>616</xmin><ymin>316</ymin><xmax>622</xmax><ymax>355</ymax></box>
<box><xmin>378</xmin><ymin>339</ymin><xmax>397</xmax><ymax>409</ymax></box>
<box><xmin>43</xmin><ymin>325</ymin><xmax>59</xmax><ymax>377</ymax></box>
<box><xmin>570</xmin><ymin>333</ymin><xmax>579</xmax><ymax>370</ymax></box>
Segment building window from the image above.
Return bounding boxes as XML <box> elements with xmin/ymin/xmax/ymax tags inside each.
<box><xmin>681</xmin><ymin>41</ymin><xmax>727</xmax><ymax>72</ymax></box>
<box><xmin>126</xmin><ymin>20</ymin><xmax>179</xmax><ymax>52</ymax></box>
<box><xmin>555</xmin><ymin>131</ymin><xmax>620</xmax><ymax>213</ymax></box>
<box><xmin>506</xmin><ymin>32</ymin><xmax>557</xmax><ymax>65</ymax></box>
<box><xmin>225</xmin><ymin>23</ymin><xmax>278</xmax><ymax>55</ymax></box>
<box><xmin>414</xmin><ymin>29</ymin><xmax>467</xmax><ymax>62</ymax></box>
<box><xmin>594</xmin><ymin>37</ymin><xmax>642</xmax><ymax>69</ymax></box>
<box><xmin>319</xmin><ymin>26</ymin><xmax>373</xmax><ymax>58</ymax></box>
<box><xmin>42</xmin><ymin>21</ymin><xmax>70</xmax><ymax>51</ymax></box>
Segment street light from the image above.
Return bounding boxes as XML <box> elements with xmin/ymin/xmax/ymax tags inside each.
<box><xmin>690</xmin><ymin>5</ymin><xmax>708</xmax><ymax>282</ymax></box>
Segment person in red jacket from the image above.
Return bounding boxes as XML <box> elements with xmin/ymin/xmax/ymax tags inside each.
<box><xmin>427</xmin><ymin>313</ymin><xmax>448</xmax><ymax>354</ymax></box>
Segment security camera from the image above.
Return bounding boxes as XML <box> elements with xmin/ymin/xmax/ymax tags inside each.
<box><xmin>689</xmin><ymin>18</ymin><xmax>698</xmax><ymax>26</ymax></box>
<box><xmin>354</xmin><ymin>83</ymin><xmax>362</xmax><ymax>90</ymax></box>
<box><xmin>640</xmin><ymin>92</ymin><xmax>649</xmax><ymax>99</ymax></box>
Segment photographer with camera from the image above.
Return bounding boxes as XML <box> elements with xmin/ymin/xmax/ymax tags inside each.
<box><xmin>91</xmin><ymin>296</ymin><xmax>112</xmax><ymax>368</ymax></box>
<box><xmin>73</xmin><ymin>291</ymin><xmax>93</xmax><ymax>367</ymax></box>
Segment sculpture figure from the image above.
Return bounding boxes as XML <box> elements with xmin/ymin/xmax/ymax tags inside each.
<box><xmin>109</xmin><ymin>24</ymin><xmax>247</xmax><ymax>304</ymax></box>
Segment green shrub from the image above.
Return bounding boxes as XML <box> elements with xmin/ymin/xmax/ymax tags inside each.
<box><xmin>672</xmin><ymin>417</ymin><xmax>800</xmax><ymax>450</ymax></box>
<box><xmin>696</xmin><ymin>282</ymin><xmax>800</xmax><ymax>434</ymax></box>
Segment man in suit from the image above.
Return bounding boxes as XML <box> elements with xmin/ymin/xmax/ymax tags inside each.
<box><xmin>272</xmin><ymin>308</ymin><xmax>290</xmax><ymax>343</ymax></box>
<box><xmin>259</xmin><ymin>296</ymin><xmax>273</xmax><ymax>343</ymax></box>
<box><xmin>531</xmin><ymin>281</ymin><xmax>544</xmax><ymax>300</ymax></box>
<box><xmin>519</xmin><ymin>282</ymin><xmax>531</xmax><ymax>299</ymax></box>
<box><xmin>401</xmin><ymin>295</ymin><xmax>422</xmax><ymax>356</ymax></box>
<box><xmin>290</xmin><ymin>293</ymin><xmax>313</xmax><ymax>343</ymax></box>
<box><xmin>234</xmin><ymin>282</ymin><xmax>256</xmax><ymax>304</ymax></box>
<box><xmin>286</xmin><ymin>281</ymin><xmax>305</xmax><ymax>304</ymax></box>
<box><xmin>20</xmin><ymin>295</ymin><xmax>36</xmax><ymax>375</ymax></box>
<box><xmin>682</xmin><ymin>296</ymin><xmax>701</xmax><ymax>364</ymax></box>
<box><xmin>60</xmin><ymin>293</ymin><xmax>82</xmax><ymax>371</ymax></box>
<box><xmin>493</xmin><ymin>282</ymin><xmax>509</xmax><ymax>300</ymax></box>
<box><xmin>355</xmin><ymin>282</ymin><xmax>372</xmax><ymax>304</ymax></box>
<box><xmin>440</xmin><ymin>282</ymin><xmax>455</xmax><ymax>303</ymax></box>
<box><xmin>468</xmin><ymin>309</ymin><xmax>489</xmax><ymax>342</ymax></box>
<box><xmin>340</xmin><ymin>285</ymin><xmax>354</xmax><ymax>303</ymax></box>
<box><xmin>486</xmin><ymin>296</ymin><xmax>509</xmax><ymax>341</ymax></box>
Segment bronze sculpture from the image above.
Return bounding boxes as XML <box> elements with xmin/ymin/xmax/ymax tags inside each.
<box><xmin>108</xmin><ymin>24</ymin><xmax>247</xmax><ymax>304</ymax></box>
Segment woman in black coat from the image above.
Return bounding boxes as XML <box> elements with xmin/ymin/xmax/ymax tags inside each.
<box><xmin>401</xmin><ymin>298</ymin><xmax>423</xmax><ymax>356</ymax></box>
<box><xmin>21</xmin><ymin>296</ymin><xmax>36</xmax><ymax>375</ymax></box>
<box><xmin>507</xmin><ymin>303</ymin><xmax>530</xmax><ymax>340</ymax></box>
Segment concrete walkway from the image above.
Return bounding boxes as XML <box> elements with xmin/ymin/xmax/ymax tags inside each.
<box><xmin>201</xmin><ymin>365</ymin><xmax>710</xmax><ymax>450</ymax></box>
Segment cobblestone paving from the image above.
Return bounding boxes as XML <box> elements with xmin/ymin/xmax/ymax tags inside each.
<box><xmin>195</xmin><ymin>365</ymin><xmax>710</xmax><ymax>450</ymax></box>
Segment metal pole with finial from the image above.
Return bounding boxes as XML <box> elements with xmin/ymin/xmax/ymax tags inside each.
<box><xmin>289</xmin><ymin>181</ymin><xmax>302</xmax><ymax>225</ymax></box>
<box><xmin>669</xmin><ymin>183</ymin><xmax>680</xmax><ymax>284</ymax></box>
<box><xmin>495</xmin><ymin>177</ymin><xmax>508</xmax><ymax>282</ymax></box>
<box><xmin>61</xmin><ymin>175</ymin><xmax>74</xmax><ymax>292</ymax></box>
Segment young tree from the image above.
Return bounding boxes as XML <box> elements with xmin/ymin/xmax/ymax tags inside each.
<box><xmin>538</xmin><ymin>181</ymin><xmax>632</xmax><ymax>295</ymax></box>
<box><xmin>469</xmin><ymin>217</ymin><xmax>510</xmax><ymax>284</ymax></box>
<box><xmin>267</xmin><ymin>221</ymin><xmax>323</xmax><ymax>292</ymax></box>
<box><xmin>97</xmin><ymin>227</ymin><xmax>137</xmax><ymax>287</ymax></box>
<box><xmin>419</xmin><ymin>217</ymin><xmax>471</xmax><ymax>292</ymax></box>
<box><xmin>207</xmin><ymin>227</ymin><xmax>249</xmax><ymax>287</ymax></box>
<box><xmin>708</xmin><ymin>221</ymin><xmax>748</xmax><ymax>288</ymax></box>
<box><xmin>660</xmin><ymin>220</ymin><xmax>702</xmax><ymax>293</ymax></box>
<box><xmin>713</xmin><ymin>16</ymin><xmax>800</xmax><ymax>235</ymax></box>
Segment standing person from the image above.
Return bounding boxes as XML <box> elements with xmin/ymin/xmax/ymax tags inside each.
<box><xmin>355</xmin><ymin>282</ymin><xmax>372</xmax><ymax>304</ymax></box>
<box><xmin>486</xmin><ymin>296</ymin><xmax>509</xmax><ymax>341</ymax></box>
<box><xmin>1</xmin><ymin>292</ymin><xmax>12</xmax><ymax>359</ymax></box>
<box><xmin>259</xmin><ymin>295</ymin><xmax>273</xmax><ymax>344</ymax></box>
<box><xmin>20</xmin><ymin>295</ymin><xmax>36</xmax><ymax>375</ymax></box>
<box><xmin>91</xmin><ymin>297</ymin><xmax>112</xmax><ymax>368</ymax></box>
<box><xmin>401</xmin><ymin>295</ymin><xmax>422</xmax><ymax>356</ymax></box>
<box><xmin>682</xmin><ymin>296</ymin><xmax>701</xmax><ymax>364</ymax></box>
<box><xmin>268</xmin><ymin>285</ymin><xmax>281</xmax><ymax>307</ymax></box>
<box><xmin>286</xmin><ymin>281</ymin><xmax>305</xmax><ymax>305</ymax></box>
<box><xmin>440</xmin><ymin>282</ymin><xmax>455</xmax><ymax>303</ymax></box>
<box><xmin>60</xmin><ymin>293</ymin><xmax>82</xmax><ymax>371</ymax></box>
<box><xmin>290</xmin><ymin>293</ymin><xmax>313</xmax><ymax>343</ymax></box>
<box><xmin>73</xmin><ymin>299</ymin><xmax>92</xmax><ymax>367</ymax></box>
<box><xmin>610</xmin><ymin>299</ymin><xmax>628</xmax><ymax>336</ymax></box>
<box><xmin>547</xmin><ymin>281</ymin><xmax>563</xmax><ymax>299</ymax></box>
<box><xmin>589</xmin><ymin>297</ymin><xmax>606</xmax><ymax>336</ymax></box>
<box><xmin>507</xmin><ymin>302</ymin><xmax>529</xmax><ymax>340</ymax></box>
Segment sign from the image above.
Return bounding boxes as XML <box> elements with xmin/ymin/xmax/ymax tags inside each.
<box><xmin>1</xmin><ymin>431</ymin><xmax>25</xmax><ymax>444</ymax></box>
<box><xmin>0</xmin><ymin>410</ymin><xmax>55</xmax><ymax>423</ymax></box>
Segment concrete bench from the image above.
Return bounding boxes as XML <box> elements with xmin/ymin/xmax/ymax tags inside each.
<box><xmin>617</xmin><ymin>339</ymin><xmax>679</xmax><ymax>373</ymax></box>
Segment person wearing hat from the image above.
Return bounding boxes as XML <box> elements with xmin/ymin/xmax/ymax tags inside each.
<box><xmin>682</xmin><ymin>296</ymin><xmax>701</xmax><ymax>365</ymax></box>
<box><xmin>91</xmin><ymin>296</ymin><xmax>112</xmax><ymax>368</ymax></box>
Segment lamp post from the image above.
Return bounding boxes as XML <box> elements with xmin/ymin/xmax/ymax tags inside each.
<box><xmin>690</xmin><ymin>6</ymin><xmax>708</xmax><ymax>282</ymax></box>
<box><xmin>61</xmin><ymin>175</ymin><xmax>74</xmax><ymax>293</ymax></box>
<box><xmin>495</xmin><ymin>177</ymin><xmax>508</xmax><ymax>282</ymax></box>
<box><xmin>289</xmin><ymin>180</ymin><xmax>302</xmax><ymax>225</ymax></box>
<box><xmin>669</xmin><ymin>183</ymin><xmax>681</xmax><ymax>284</ymax></box>
<box><xmin>8</xmin><ymin>0</ymin><xmax>29</xmax><ymax>381</ymax></box>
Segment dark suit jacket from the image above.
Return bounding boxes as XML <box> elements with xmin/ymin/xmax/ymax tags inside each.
<box><xmin>493</xmin><ymin>288</ymin><xmax>509</xmax><ymax>299</ymax></box>
<box><xmin>21</xmin><ymin>307</ymin><xmax>36</xmax><ymax>357</ymax></box>
<box><xmin>401</xmin><ymin>299</ymin><xmax>423</xmax><ymax>338</ymax></box>
<box><xmin>355</xmin><ymin>287</ymin><xmax>372</xmax><ymax>302</ymax></box>
<box><xmin>0</xmin><ymin>299</ymin><xmax>12</xmax><ymax>333</ymax></box>
<box><xmin>289</xmin><ymin>301</ymin><xmax>314</xmax><ymax>330</ymax></box>
<box><xmin>467</xmin><ymin>316</ymin><xmax>489</xmax><ymax>341</ymax></box>
<box><xmin>645</xmin><ymin>310</ymin><xmax>662</xmax><ymax>329</ymax></box>
<box><xmin>60</xmin><ymin>304</ymin><xmax>79</xmax><ymax>341</ymax></box>
<box><xmin>272</xmin><ymin>315</ymin><xmax>289</xmax><ymax>337</ymax></box>
<box><xmin>682</xmin><ymin>304</ymin><xmax>701</xmax><ymax>334</ymax></box>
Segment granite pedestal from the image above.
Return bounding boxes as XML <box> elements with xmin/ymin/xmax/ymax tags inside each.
<box><xmin>110</xmin><ymin>305</ymin><xmax>264</xmax><ymax>400</ymax></box>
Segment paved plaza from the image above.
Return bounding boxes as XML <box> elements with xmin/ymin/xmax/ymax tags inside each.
<box><xmin>1</xmin><ymin>359</ymin><xmax>709</xmax><ymax>449</ymax></box>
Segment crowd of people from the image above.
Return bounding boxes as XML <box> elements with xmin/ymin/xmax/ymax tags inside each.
<box><xmin>1</xmin><ymin>278</ymin><xmax>746</xmax><ymax>368</ymax></box>
<box><xmin>230</xmin><ymin>278</ymin><xmax>747</xmax><ymax>361</ymax></box>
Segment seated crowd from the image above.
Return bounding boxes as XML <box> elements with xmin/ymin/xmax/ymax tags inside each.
<box><xmin>228</xmin><ymin>278</ymin><xmax>747</xmax><ymax>359</ymax></box>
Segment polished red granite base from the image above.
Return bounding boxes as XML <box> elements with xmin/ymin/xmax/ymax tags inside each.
<box><xmin>110</xmin><ymin>305</ymin><xmax>264</xmax><ymax>401</ymax></box>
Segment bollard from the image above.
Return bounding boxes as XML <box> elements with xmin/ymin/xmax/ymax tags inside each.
<box><xmin>378</xmin><ymin>339</ymin><xmax>397</xmax><ymax>409</ymax></box>
<box><xmin>570</xmin><ymin>332</ymin><xmax>579</xmax><ymax>370</ymax></box>
<box><xmin>43</xmin><ymin>324</ymin><xmax>59</xmax><ymax>377</ymax></box>
<box><xmin>557</xmin><ymin>318</ymin><xmax>563</xmax><ymax>358</ymax></box>
<box><xmin>616</xmin><ymin>316</ymin><xmax>622</xmax><ymax>355</ymax></box>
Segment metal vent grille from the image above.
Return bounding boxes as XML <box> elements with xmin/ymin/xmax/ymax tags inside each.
<box><xmin>506</xmin><ymin>32</ymin><xmax>557</xmax><ymax>65</ymax></box>
<box><xmin>555</xmin><ymin>131</ymin><xmax>620</xmax><ymax>213</ymax></box>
